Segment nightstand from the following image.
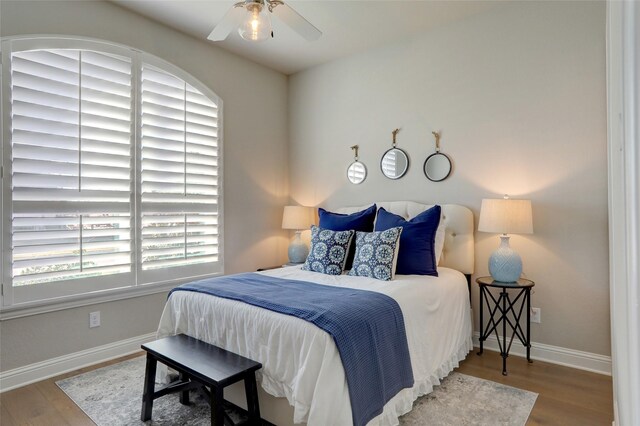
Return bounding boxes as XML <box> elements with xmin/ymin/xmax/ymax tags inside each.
<box><xmin>476</xmin><ymin>276</ymin><xmax>535</xmax><ymax>375</ymax></box>
<box><xmin>257</xmin><ymin>263</ymin><xmax>301</xmax><ymax>271</ymax></box>
<box><xmin>257</xmin><ymin>265</ymin><xmax>281</xmax><ymax>271</ymax></box>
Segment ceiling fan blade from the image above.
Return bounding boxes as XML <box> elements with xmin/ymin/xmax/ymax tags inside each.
<box><xmin>271</xmin><ymin>2</ymin><xmax>322</xmax><ymax>41</ymax></box>
<box><xmin>207</xmin><ymin>5</ymin><xmax>245</xmax><ymax>41</ymax></box>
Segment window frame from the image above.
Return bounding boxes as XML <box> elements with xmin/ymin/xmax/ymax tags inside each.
<box><xmin>0</xmin><ymin>36</ymin><xmax>224</xmax><ymax>319</ymax></box>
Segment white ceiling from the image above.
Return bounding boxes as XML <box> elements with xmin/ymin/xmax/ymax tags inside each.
<box><xmin>112</xmin><ymin>1</ymin><xmax>500</xmax><ymax>75</ymax></box>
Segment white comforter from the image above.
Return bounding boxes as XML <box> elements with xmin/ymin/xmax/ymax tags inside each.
<box><xmin>157</xmin><ymin>266</ymin><xmax>473</xmax><ymax>425</ymax></box>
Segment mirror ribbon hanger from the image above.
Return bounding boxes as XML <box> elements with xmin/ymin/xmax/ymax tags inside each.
<box><xmin>432</xmin><ymin>131</ymin><xmax>441</xmax><ymax>152</ymax></box>
<box><xmin>351</xmin><ymin>144</ymin><xmax>359</xmax><ymax>160</ymax></box>
<box><xmin>392</xmin><ymin>128</ymin><xmax>400</xmax><ymax>148</ymax></box>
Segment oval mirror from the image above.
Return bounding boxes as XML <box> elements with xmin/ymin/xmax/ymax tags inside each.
<box><xmin>424</xmin><ymin>152</ymin><xmax>452</xmax><ymax>182</ymax></box>
<box><xmin>347</xmin><ymin>161</ymin><xmax>367</xmax><ymax>184</ymax></box>
<box><xmin>380</xmin><ymin>148</ymin><xmax>409</xmax><ymax>180</ymax></box>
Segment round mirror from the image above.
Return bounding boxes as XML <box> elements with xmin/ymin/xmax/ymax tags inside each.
<box><xmin>347</xmin><ymin>161</ymin><xmax>367</xmax><ymax>184</ymax></box>
<box><xmin>380</xmin><ymin>148</ymin><xmax>409</xmax><ymax>180</ymax></box>
<box><xmin>423</xmin><ymin>152</ymin><xmax>452</xmax><ymax>182</ymax></box>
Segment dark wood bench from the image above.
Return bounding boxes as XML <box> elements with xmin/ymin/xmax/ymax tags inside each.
<box><xmin>141</xmin><ymin>334</ymin><xmax>262</xmax><ymax>426</ymax></box>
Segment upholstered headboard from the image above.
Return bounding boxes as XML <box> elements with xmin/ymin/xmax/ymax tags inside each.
<box><xmin>335</xmin><ymin>201</ymin><xmax>475</xmax><ymax>275</ymax></box>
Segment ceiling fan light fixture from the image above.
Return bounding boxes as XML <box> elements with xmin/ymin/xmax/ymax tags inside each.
<box><xmin>238</xmin><ymin>1</ymin><xmax>272</xmax><ymax>42</ymax></box>
<box><xmin>207</xmin><ymin>0</ymin><xmax>321</xmax><ymax>44</ymax></box>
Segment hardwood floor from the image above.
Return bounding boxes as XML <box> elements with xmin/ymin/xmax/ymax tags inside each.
<box><xmin>0</xmin><ymin>353</ymin><xmax>141</xmax><ymax>426</ymax></box>
<box><xmin>0</xmin><ymin>349</ymin><xmax>613</xmax><ymax>425</ymax></box>
<box><xmin>457</xmin><ymin>350</ymin><xmax>614</xmax><ymax>426</ymax></box>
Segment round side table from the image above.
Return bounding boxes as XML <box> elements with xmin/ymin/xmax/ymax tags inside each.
<box><xmin>476</xmin><ymin>276</ymin><xmax>535</xmax><ymax>375</ymax></box>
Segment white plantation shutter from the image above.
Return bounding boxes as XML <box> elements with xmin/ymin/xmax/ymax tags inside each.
<box><xmin>9</xmin><ymin>48</ymin><xmax>134</xmax><ymax>296</ymax></box>
<box><xmin>1</xmin><ymin>39</ymin><xmax>223</xmax><ymax>308</ymax></box>
<box><xmin>140</xmin><ymin>63</ymin><xmax>220</xmax><ymax>274</ymax></box>
<box><xmin>12</xmin><ymin>213</ymin><xmax>132</xmax><ymax>286</ymax></box>
<box><xmin>140</xmin><ymin>213</ymin><xmax>219</xmax><ymax>269</ymax></box>
<box><xmin>11</xmin><ymin>50</ymin><xmax>132</xmax><ymax>208</ymax></box>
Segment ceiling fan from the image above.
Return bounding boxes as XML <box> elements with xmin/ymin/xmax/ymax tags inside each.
<box><xmin>207</xmin><ymin>0</ymin><xmax>322</xmax><ymax>43</ymax></box>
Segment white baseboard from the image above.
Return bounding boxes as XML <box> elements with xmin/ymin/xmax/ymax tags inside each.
<box><xmin>473</xmin><ymin>332</ymin><xmax>612</xmax><ymax>376</ymax></box>
<box><xmin>0</xmin><ymin>331</ymin><xmax>612</xmax><ymax>393</ymax></box>
<box><xmin>0</xmin><ymin>332</ymin><xmax>156</xmax><ymax>393</ymax></box>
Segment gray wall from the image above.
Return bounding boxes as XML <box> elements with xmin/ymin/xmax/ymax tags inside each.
<box><xmin>0</xmin><ymin>1</ymin><xmax>289</xmax><ymax>371</ymax></box>
<box><xmin>0</xmin><ymin>0</ymin><xmax>611</xmax><ymax>374</ymax></box>
<box><xmin>289</xmin><ymin>2</ymin><xmax>610</xmax><ymax>355</ymax></box>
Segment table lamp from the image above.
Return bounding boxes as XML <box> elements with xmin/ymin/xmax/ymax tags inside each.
<box><xmin>282</xmin><ymin>206</ymin><xmax>314</xmax><ymax>264</ymax></box>
<box><xmin>478</xmin><ymin>196</ymin><xmax>533</xmax><ymax>282</ymax></box>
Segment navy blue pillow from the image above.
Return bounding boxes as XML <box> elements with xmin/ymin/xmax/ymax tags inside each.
<box><xmin>374</xmin><ymin>206</ymin><xmax>441</xmax><ymax>276</ymax></box>
<box><xmin>318</xmin><ymin>204</ymin><xmax>377</xmax><ymax>232</ymax></box>
<box><xmin>318</xmin><ymin>204</ymin><xmax>376</xmax><ymax>270</ymax></box>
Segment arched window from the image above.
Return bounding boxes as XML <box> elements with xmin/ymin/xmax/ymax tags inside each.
<box><xmin>0</xmin><ymin>37</ymin><xmax>223</xmax><ymax>310</ymax></box>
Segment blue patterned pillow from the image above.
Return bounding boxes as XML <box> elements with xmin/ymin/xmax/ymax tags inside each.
<box><xmin>302</xmin><ymin>226</ymin><xmax>355</xmax><ymax>275</ymax></box>
<box><xmin>348</xmin><ymin>227</ymin><xmax>403</xmax><ymax>281</ymax></box>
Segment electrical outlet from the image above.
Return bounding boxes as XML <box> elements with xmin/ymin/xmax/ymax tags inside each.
<box><xmin>531</xmin><ymin>307</ymin><xmax>541</xmax><ymax>324</ymax></box>
<box><xmin>89</xmin><ymin>311</ymin><xmax>101</xmax><ymax>328</ymax></box>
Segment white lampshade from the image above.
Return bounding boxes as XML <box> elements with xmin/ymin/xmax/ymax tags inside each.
<box><xmin>282</xmin><ymin>206</ymin><xmax>314</xmax><ymax>230</ymax></box>
<box><xmin>478</xmin><ymin>198</ymin><xmax>533</xmax><ymax>235</ymax></box>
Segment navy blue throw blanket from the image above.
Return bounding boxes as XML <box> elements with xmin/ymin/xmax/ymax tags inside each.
<box><xmin>170</xmin><ymin>273</ymin><xmax>414</xmax><ymax>426</ymax></box>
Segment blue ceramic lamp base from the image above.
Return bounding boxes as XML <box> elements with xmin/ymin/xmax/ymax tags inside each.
<box><xmin>288</xmin><ymin>231</ymin><xmax>309</xmax><ymax>264</ymax></box>
<box><xmin>488</xmin><ymin>235</ymin><xmax>523</xmax><ymax>283</ymax></box>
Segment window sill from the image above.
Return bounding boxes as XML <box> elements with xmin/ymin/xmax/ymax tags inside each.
<box><xmin>0</xmin><ymin>273</ymin><xmax>222</xmax><ymax>321</ymax></box>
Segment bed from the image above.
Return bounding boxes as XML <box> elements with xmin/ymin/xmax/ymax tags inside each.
<box><xmin>156</xmin><ymin>201</ymin><xmax>474</xmax><ymax>426</ymax></box>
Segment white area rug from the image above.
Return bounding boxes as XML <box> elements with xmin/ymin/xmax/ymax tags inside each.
<box><xmin>56</xmin><ymin>356</ymin><xmax>537</xmax><ymax>425</ymax></box>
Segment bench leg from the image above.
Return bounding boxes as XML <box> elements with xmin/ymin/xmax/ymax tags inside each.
<box><xmin>211</xmin><ymin>385</ymin><xmax>225</xmax><ymax>426</ymax></box>
<box><xmin>141</xmin><ymin>353</ymin><xmax>157</xmax><ymax>422</ymax></box>
<box><xmin>244</xmin><ymin>372</ymin><xmax>261</xmax><ymax>425</ymax></box>
<box><xmin>179</xmin><ymin>371</ymin><xmax>190</xmax><ymax>405</ymax></box>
